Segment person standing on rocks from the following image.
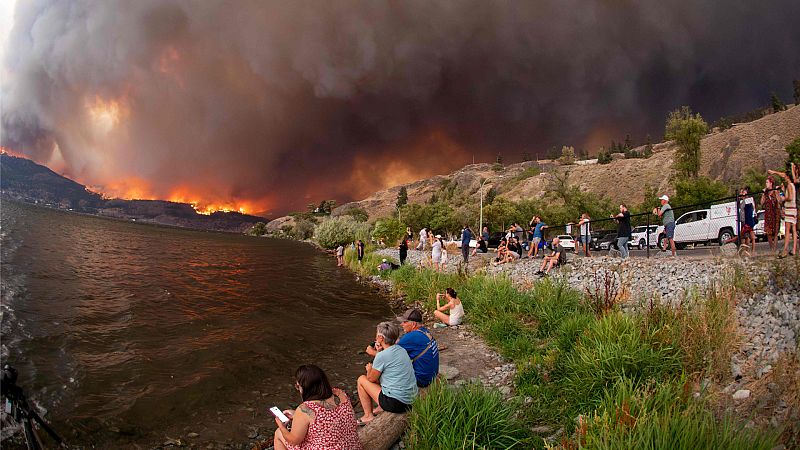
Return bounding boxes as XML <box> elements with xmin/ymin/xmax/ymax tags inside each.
<box><xmin>770</xmin><ymin>164</ymin><xmax>798</xmax><ymax>258</ymax></box>
<box><xmin>356</xmin><ymin>240</ymin><xmax>365</xmax><ymax>264</ymax></box>
<box><xmin>528</xmin><ymin>216</ymin><xmax>548</xmax><ymax>258</ymax></box>
<box><xmin>335</xmin><ymin>244</ymin><xmax>345</xmax><ymax>266</ymax></box>
<box><xmin>577</xmin><ymin>213</ymin><xmax>592</xmax><ymax>257</ymax></box>
<box><xmin>654</xmin><ymin>195</ymin><xmax>676</xmax><ymax>257</ymax></box>
<box><xmin>399</xmin><ymin>237</ymin><xmax>408</xmax><ymax>265</ymax></box>
<box><xmin>738</xmin><ymin>187</ymin><xmax>757</xmax><ymax>255</ymax></box>
<box><xmin>761</xmin><ymin>176</ymin><xmax>781</xmax><ymax>253</ymax></box>
<box><xmin>417</xmin><ymin>227</ymin><xmax>428</xmax><ymax>251</ymax></box>
<box><xmin>612</xmin><ymin>204</ymin><xmax>632</xmax><ymax>259</ymax></box>
<box><xmin>481</xmin><ymin>226</ymin><xmax>490</xmax><ymax>242</ymax></box>
<box><xmin>365</xmin><ymin>308</ymin><xmax>439</xmax><ymax>388</ymax></box>
<box><xmin>431</xmin><ymin>234</ymin><xmax>443</xmax><ymax>271</ymax></box>
<box><xmin>460</xmin><ymin>225</ymin><xmax>473</xmax><ymax>264</ymax></box>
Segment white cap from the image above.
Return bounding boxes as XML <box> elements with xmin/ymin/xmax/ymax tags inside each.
<box><xmin>659</xmin><ymin>195</ymin><xmax>669</xmax><ymax>201</ymax></box>
<box><xmin>435</xmin><ymin>234</ymin><xmax>442</xmax><ymax>238</ymax></box>
<box><xmin>382</xmin><ymin>258</ymin><xmax>387</xmax><ymax>262</ymax></box>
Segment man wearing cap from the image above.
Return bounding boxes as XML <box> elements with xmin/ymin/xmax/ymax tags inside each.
<box><xmin>654</xmin><ymin>195</ymin><xmax>676</xmax><ymax>256</ymax></box>
<box><xmin>367</xmin><ymin>308</ymin><xmax>439</xmax><ymax>387</ymax></box>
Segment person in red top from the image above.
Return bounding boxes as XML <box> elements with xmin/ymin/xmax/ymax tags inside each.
<box><xmin>274</xmin><ymin>365</ymin><xmax>363</xmax><ymax>450</ymax></box>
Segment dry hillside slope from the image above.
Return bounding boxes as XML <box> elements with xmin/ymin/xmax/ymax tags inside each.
<box><xmin>307</xmin><ymin>105</ymin><xmax>799</xmax><ymax>225</ymax></box>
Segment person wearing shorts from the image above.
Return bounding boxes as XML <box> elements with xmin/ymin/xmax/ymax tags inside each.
<box><xmin>655</xmin><ymin>195</ymin><xmax>676</xmax><ymax>256</ymax></box>
<box><xmin>357</xmin><ymin>322</ymin><xmax>417</xmax><ymax>425</ymax></box>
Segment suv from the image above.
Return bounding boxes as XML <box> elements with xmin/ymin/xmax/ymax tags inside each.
<box><xmin>589</xmin><ymin>229</ymin><xmax>613</xmax><ymax>250</ymax></box>
<box><xmin>629</xmin><ymin>225</ymin><xmax>659</xmax><ymax>249</ymax></box>
<box><xmin>657</xmin><ymin>201</ymin><xmax>737</xmax><ymax>250</ymax></box>
<box><xmin>597</xmin><ymin>232</ymin><xmax>619</xmax><ymax>250</ymax></box>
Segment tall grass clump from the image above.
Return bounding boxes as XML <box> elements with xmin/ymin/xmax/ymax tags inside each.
<box><xmin>640</xmin><ymin>283</ymin><xmax>738</xmax><ymax>380</ymax></box>
<box><xmin>581</xmin><ymin>385</ymin><xmax>778</xmax><ymax>450</ymax></box>
<box><xmin>406</xmin><ymin>381</ymin><xmax>533</xmax><ymax>449</ymax></box>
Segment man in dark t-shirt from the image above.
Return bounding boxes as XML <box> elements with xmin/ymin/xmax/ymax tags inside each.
<box><xmin>536</xmin><ymin>237</ymin><xmax>564</xmax><ymax>275</ymax></box>
<box><xmin>612</xmin><ymin>204</ymin><xmax>632</xmax><ymax>259</ymax></box>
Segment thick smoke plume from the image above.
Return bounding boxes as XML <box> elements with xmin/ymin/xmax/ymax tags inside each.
<box><xmin>2</xmin><ymin>0</ymin><xmax>799</xmax><ymax>215</ymax></box>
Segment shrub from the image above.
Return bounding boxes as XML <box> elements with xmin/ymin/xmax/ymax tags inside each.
<box><xmin>293</xmin><ymin>218</ymin><xmax>315</xmax><ymax>240</ymax></box>
<box><xmin>372</xmin><ymin>217</ymin><xmax>406</xmax><ymax>245</ymax></box>
<box><xmin>406</xmin><ymin>381</ymin><xmax>533</xmax><ymax>449</ymax></box>
<box><xmin>247</xmin><ymin>222</ymin><xmax>267</xmax><ymax>236</ymax></box>
<box><xmin>313</xmin><ymin>216</ymin><xmax>370</xmax><ymax>248</ymax></box>
<box><xmin>671</xmin><ymin>176</ymin><xmax>729</xmax><ymax>210</ymax></box>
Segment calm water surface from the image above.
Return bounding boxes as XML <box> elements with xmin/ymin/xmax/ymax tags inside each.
<box><xmin>0</xmin><ymin>201</ymin><xmax>391</xmax><ymax>447</ymax></box>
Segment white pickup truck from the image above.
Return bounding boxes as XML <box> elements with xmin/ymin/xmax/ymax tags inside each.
<box><xmin>658</xmin><ymin>201</ymin><xmax>738</xmax><ymax>249</ymax></box>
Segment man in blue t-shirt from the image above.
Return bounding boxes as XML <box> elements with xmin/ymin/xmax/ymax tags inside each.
<box><xmin>527</xmin><ymin>216</ymin><xmax>549</xmax><ymax>258</ymax></box>
<box><xmin>395</xmin><ymin>308</ymin><xmax>439</xmax><ymax>387</ymax></box>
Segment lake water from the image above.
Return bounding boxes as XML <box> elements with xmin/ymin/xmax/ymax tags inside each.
<box><xmin>0</xmin><ymin>201</ymin><xmax>391</xmax><ymax>447</ymax></box>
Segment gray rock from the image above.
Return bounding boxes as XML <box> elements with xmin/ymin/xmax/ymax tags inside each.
<box><xmin>732</xmin><ymin>389</ymin><xmax>751</xmax><ymax>400</ymax></box>
<box><xmin>439</xmin><ymin>364</ymin><xmax>460</xmax><ymax>380</ymax></box>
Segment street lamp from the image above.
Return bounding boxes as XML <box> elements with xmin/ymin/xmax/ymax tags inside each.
<box><xmin>479</xmin><ymin>175</ymin><xmax>503</xmax><ymax>235</ymax></box>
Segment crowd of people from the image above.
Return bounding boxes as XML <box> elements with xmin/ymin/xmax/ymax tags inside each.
<box><xmin>272</xmin><ymin>295</ymin><xmax>464</xmax><ymax>449</ymax></box>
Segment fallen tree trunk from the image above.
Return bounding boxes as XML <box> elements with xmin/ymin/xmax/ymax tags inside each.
<box><xmin>358</xmin><ymin>412</ymin><xmax>408</xmax><ymax>450</ymax></box>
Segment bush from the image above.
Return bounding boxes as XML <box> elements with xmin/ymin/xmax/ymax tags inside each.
<box><xmin>671</xmin><ymin>176</ymin><xmax>729</xmax><ymax>210</ymax></box>
<box><xmin>313</xmin><ymin>216</ymin><xmax>370</xmax><ymax>248</ymax></box>
<box><xmin>294</xmin><ymin>218</ymin><xmax>315</xmax><ymax>240</ymax></box>
<box><xmin>406</xmin><ymin>381</ymin><xmax>532</xmax><ymax>449</ymax></box>
<box><xmin>247</xmin><ymin>222</ymin><xmax>267</xmax><ymax>236</ymax></box>
<box><xmin>372</xmin><ymin>217</ymin><xmax>406</xmax><ymax>245</ymax></box>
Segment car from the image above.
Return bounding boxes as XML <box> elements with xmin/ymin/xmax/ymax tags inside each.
<box><xmin>555</xmin><ymin>235</ymin><xmax>575</xmax><ymax>249</ymax></box>
<box><xmin>629</xmin><ymin>225</ymin><xmax>660</xmax><ymax>249</ymax></box>
<box><xmin>597</xmin><ymin>232</ymin><xmax>619</xmax><ymax>250</ymax></box>
<box><xmin>753</xmin><ymin>209</ymin><xmax>786</xmax><ymax>241</ymax></box>
<box><xmin>589</xmin><ymin>229</ymin><xmax>613</xmax><ymax>250</ymax></box>
<box><xmin>486</xmin><ymin>231</ymin><xmax>507</xmax><ymax>248</ymax></box>
<box><xmin>657</xmin><ymin>201</ymin><xmax>738</xmax><ymax>250</ymax></box>
<box><xmin>451</xmin><ymin>239</ymin><xmax>477</xmax><ymax>248</ymax></box>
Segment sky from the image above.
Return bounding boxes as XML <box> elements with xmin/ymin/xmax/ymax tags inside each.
<box><xmin>1</xmin><ymin>0</ymin><xmax>799</xmax><ymax>216</ymax></box>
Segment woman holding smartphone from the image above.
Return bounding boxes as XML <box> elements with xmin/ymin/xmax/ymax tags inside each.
<box><xmin>273</xmin><ymin>365</ymin><xmax>362</xmax><ymax>450</ymax></box>
<box><xmin>434</xmin><ymin>288</ymin><xmax>465</xmax><ymax>326</ymax></box>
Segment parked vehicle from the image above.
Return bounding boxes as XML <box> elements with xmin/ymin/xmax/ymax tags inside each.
<box><xmin>629</xmin><ymin>225</ymin><xmax>660</xmax><ymax>249</ymax></box>
<box><xmin>753</xmin><ymin>210</ymin><xmax>785</xmax><ymax>241</ymax></box>
<box><xmin>597</xmin><ymin>233</ymin><xmax>619</xmax><ymax>250</ymax></box>
<box><xmin>486</xmin><ymin>231</ymin><xmax>507</xmax><ymax>248</ymax></box>
<box><xmin>555</xmin><ymin>235</ymin><xmax>575</xmax><ymax>250</ymax></box>
<box><xmin>589</xmin><ymin>230</ymin><xmax>613</xmax><ymax>250</ymax></box>
<box><xmin>657</xmin><ymin>201</ymin><xmax>737</xmax><ymax>250</ymax></box>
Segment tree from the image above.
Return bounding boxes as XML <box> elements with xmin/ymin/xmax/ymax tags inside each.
<box><xmin>739</xmin><ymin>168</ymin><xmax>767</xmax><ymax>194</ymax></box>
<box><xmin>248</xmin><ymin>222</ymin><xmax>267</xmax><ymax>236</ymax></box>
<box><xmin>771</xmin><ymin>92</ymin><xmax>786</xmax><ymax>112</ymax></box>
<box><xmin>558</xmin><ymin>146</ymin><xmax>575</xmax><ymax>165</ymax></box>
<box><xmin>495</xmin><ymin>153</ymin><xmax>504</xmax><ymax>165</ymax></box>
<box><xmin>597</xmin><ymin>147</ymin><xmax>612</xmax><ymax>164</ymax></box>
<box><xmin>372</xmin><ymin>217</ymin><xmax>406</xmax><ymax>244</ymax></box>
<box><xmin>671</xmin><ymin>177</ymin><xmax>729</xmax><ymax>209</ymax></box>
<box><xmin>786</xmin><ymin>137</ymin><xmax>800</xmax><ymax>171</ymax></box>
<box><xmin>643</xmin><ymin>135</ymin><xmax>654</xmax><ymax>158</ymax></box>
<box><xmin>484</xmin><ymin>187</ymin><xmax>497</xmax><ymax>205</ymax></box>
<box><xmin>794</xmin><ymin>79</ymin><xmax>800</xmax><ymax>106</ymax></box>
<box><xmin>521</xmin><ymin>152</ymin><xmax>532</xmax><ymax>162</ymax></box>
<box><xmin>665</xmin><ymin>106</ymin><xmax>708</xmax><ymax>179</ymax></box>
<box><xmin>396</xmin><ymin>186</ymin><xmax>408</xmax><ymax>210</ymax></box>
<box><xmin>340</xmin><ymin>206</ymin><xmax>369</xmax><ymax>222</ymax></box>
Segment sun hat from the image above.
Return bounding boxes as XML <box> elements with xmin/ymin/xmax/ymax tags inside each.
<box><xmin>659</xmin><ymin>195</ymin><xmax>669</xmax><ymax>201</ymax></box>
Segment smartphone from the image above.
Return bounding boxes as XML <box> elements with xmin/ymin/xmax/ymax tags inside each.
<box><xmin>270</xmin><ymin>406</ymin><xmax>290</xmax><ymax>424</ymax></box>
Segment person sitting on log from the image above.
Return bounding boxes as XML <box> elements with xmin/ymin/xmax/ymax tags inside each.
<box><xmin>367</xmin><ymin>308</ymin><xmax>439</xmax><ymax>388</ymax></box>
<box><xmin>273</xmin><ymin>364</ymin><xmax>363</xmax><ymax>450</ymax></box>
<box><xmin>356</xmin><ymin>321</ymin><xmax>418</xmax><ymax>426</ymax></box>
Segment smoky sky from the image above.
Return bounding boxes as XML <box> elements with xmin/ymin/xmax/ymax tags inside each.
<box><xmin>2</xmin><ymin>0</ymin><xmax>799</xmax><ymax>215</ymax></box>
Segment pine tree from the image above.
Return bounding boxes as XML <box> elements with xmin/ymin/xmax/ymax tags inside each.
<box><xmin>771</xmin><ymin>92</ymin><xmax>786</xmax><ymax>112</ymax></box>
<box><xmin>396</xmin><ymin>186</ymin><xmax>408</xmax><ymax>210</ymax></box>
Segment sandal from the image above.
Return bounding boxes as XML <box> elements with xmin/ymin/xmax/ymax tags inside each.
<box><xmin>356</xmin><ymin>417</ymin><xmax>374</xmax><ymax>427</ymax></box>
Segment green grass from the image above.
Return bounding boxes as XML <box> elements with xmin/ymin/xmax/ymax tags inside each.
<box><xmin>351</xmin><ymin>250</ymin><xmax>779</xmax><ymax>449</ymax></box>
<box><xmin>583</xmin><ymin>379</ymin><xmax>778</xmax><ymax>450</ymax></box>
<box><xmin>406</xmin><ymin>381</ymin><xmax>533</xmax><ymax>449</ymax></box>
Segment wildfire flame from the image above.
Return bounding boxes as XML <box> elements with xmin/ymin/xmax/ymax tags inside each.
<box><xmin>85</xmin><ymin>95</ymin><xmax>126</xmax><ymax>134</ymax></box>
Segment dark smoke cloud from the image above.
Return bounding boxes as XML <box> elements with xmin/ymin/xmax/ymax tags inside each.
<box><xmin>3</xmin><ymin>0</ymin><xmax>799</xmax><ymax>215</ymax></box>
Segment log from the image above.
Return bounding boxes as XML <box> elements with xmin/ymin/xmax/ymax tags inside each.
<box><xmin>358</xmin><ymin>412</ymin><xmax>408</xmax><ymax>450</ymax></box>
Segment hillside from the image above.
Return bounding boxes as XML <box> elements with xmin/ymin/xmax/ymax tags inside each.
<box><xmin>1</xmin><ymin>153</ymin><xmax>266</xmax><ymax>233</ymax></box>
<box><xmin>330</xmin><ymin>105</ymin><xmax>799</xmax><ymax>221</ymax></box>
